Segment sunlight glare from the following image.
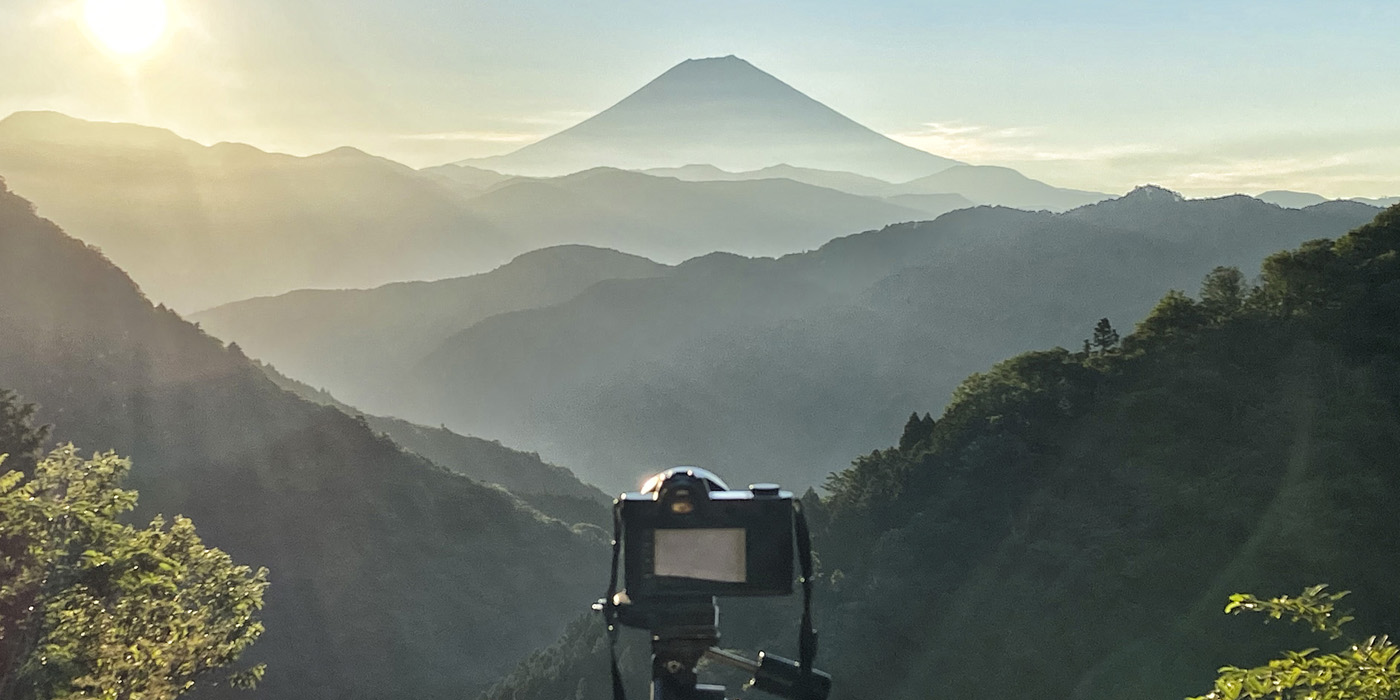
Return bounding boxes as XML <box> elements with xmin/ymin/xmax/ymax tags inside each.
<box><xmin>83</xmin><ymin>0</ymin><xmax>169</xmax><ymax>56</ymax></box>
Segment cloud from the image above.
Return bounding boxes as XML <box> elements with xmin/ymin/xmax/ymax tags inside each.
<box><xmin>391</xmin><ymin>111</ymin><xmax>588</xmax><ymax>146</ymax></box>
<box><xmin>516</xmin><ymin>110</ymin><xmax>593</xmax><ymax>127</ymax></box>
<box><xmin>887</xmin><ymin>121</ymin><xmax>1162</xmax><ymax>163</ymax></box>
<box><xmin>886</xmin><ymin>120</ymin><xmax>1400</xmax><ymax>198</ymax></box>
<box><xmin>395</xmin><ymin>130</ymin><xmax>542</xmax><ymax>143</ymax></box>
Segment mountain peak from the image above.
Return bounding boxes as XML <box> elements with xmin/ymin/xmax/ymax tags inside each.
<box><xmin>316</xmin><ymin>145</ymin><xmax>373</xmax><ymax>158</ymax></box>
<box><xmin>1122</xmin><ymin>184</ymin><xmax>1185</xmax><ymax>203</ymax></box>
<box><xmin>661</xmin><ymin>55</ymin><xmax>764</xmax><ymax>78</ymax></box>
<box><xmin>634</xmin><ymin>56</ymin><xmax>788</xmax><ymax>98</ymax></box>
<box><xmin>679</xmin><ymin>54</ymin><xmax>748</xmax><ymax>66</ymax></box>
<box><xmin>459</xmin><ymin>58</ymin><xmax>960</xmax><ymax>181</ymax></box>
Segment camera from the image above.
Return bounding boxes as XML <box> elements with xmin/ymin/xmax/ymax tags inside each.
<box><xmin>620</xmin><ymin>467</ymin><xmax>794</xmax><ymax>599</ymax></box>
<box><xmin>598</xmin><ymin>467</ymin><xmax>829</xmax><ymax>700</ymax></box>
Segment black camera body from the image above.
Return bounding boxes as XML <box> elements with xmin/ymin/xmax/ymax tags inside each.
<box><xmin>620</xmin><ymin>467</ymin><xmax>794</xmax><ymax>599</ymax></box>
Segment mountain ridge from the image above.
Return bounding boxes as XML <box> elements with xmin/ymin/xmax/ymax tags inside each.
<box><xmin>199</xmin><ymin>189</ymin><xmax>1381</xmax><ymax>490</ymax></box>
<box><xmin>0</xmin><ymin>180</ymin><xmax>605</xmax><ymax>698</ymax></box>
<box><xmin>0</xmin><ymin>112</ymin><xmax>948</xmax><ymax>310</ymax></box>
<box><xmin>194</xmin><ymin>244</ymin><xmax>671</xmax><ymax>412</ymax></box>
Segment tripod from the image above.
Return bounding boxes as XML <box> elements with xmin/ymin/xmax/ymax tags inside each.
<box><xmin>651</xmin><ymin>624</ymin><xmax>726</xmax><ymax>699</ymax></box>
<box><xmin>597</xmin><ymin>470</ymin><xmax>830</xmax><ymax>700</ymax></box>
<box><xmin>612</xmin><ymin>595</ymin><xmax>831</xmax><ymax>700</ymax></box>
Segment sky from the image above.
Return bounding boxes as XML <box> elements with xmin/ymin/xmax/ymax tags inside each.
<box><xmin>2</xmin><ymin>0</ymin><xmax>1398</xmax><ymax>197</ymax></box>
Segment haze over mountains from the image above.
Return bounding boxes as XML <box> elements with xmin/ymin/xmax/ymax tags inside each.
<box><xmin>645</xmin><ymin>162</ymin><xmax>1110</xmax><ymax>212</ymax></box>
<box><xmin>0</xmin><ymin>182</ymin><xmax>605</xmax><ymax>698</ymax></box>
<box><xmin>0</xmin><ymin>56</ymin><xmax>1157</xmax><ymax>312</ymax></box>
<box><xmin>0</xmin><ymin>110</ymin><xmax>500</xmax><ymax>311</ymax></box>
<box><xmin>197</xmin><ymin>189</ymin><xmax>1382</xmax><ymax>491</ymax></box>
<box><xmin>461</xmin><ymin>167</ymin><xmax>931</xmax><ymax>261</ymax></box>
<box><xmin>0</xmin><ymin>111</ymin><xmax>919</xmax><ymax>310</ymax></box>
<box><xmin>195</xmin><ymin>245</ymin><xmax>671</xmax><ymax>409</ymax></box>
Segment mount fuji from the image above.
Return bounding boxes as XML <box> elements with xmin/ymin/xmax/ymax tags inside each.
<box><xmin>461</xmin><ymin>56</ymin><xmax>960</xmax><ymax>182</ymax></box>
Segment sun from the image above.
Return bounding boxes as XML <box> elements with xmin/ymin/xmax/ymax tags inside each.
<box><xmin>83</xmin><ymin>0</ymin><xmax>169</xmax><ymax>56</ymax></box>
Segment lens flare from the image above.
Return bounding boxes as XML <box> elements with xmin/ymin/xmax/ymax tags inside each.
<box><xmin>83</xmin><ymin>0</ymin><xmax>168</xmax><ymax>56</ymax></box>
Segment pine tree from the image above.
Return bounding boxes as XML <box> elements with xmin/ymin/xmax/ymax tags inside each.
<box><xmin>898</xmin><ymin>412</ymin><xmax>924</xmax><ymax>451</ymax></box>
<box><xmin>1199</xmin><ymin>266</ymin><xmax>1250</xmax><ymax>320</ymax></box>
<box><xmin>1091</xmin><ymin>318</ymin><xmax>1120</xmax><ymax>354</ymax></box>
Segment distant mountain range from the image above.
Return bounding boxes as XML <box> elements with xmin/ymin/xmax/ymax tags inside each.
<box><xmin>0</xmin><ymin>109</ymin><xmax>1114</xmax><ymax>311</ymax></box>
<box><xmin>0</xmin><ymin>112</ymin><xmax>917</xmax><ymax>310</ymax></box>
<box><xmin>644</xmin><ymin>163</ymin><xmax>900</xmax><ymax>197</ymax></box>
<box><xmin>0</xmin><ymin>57</ymin><xmax>1149</xmax><ymax>311</ymax></box>
<box><xmin>466</xmin><ymin>167</ymin><xmax>939</xmax><ymax>259</ymax></box>
<box><xmin>1257</xmin><ymin>189</ymin><xmax>1400</xmax><ymax>209</ymax></box>
<box><xmin>644</xmin><ymin>162</ymin><xmax>1109</xmax><ymax>211</ymax></box>
<box><xmin>0</xmin><ymin>110</ymin><xmax>500</xmax><ymax>311</ymax></box>
<box><xmin>461</xmin><ymin>56</ymin><xmax>960</xmax><ymax>181</ymax></box>
<box><xmin>0</xmin><ymin>181</ymin><xmax>606</xmax><ymax>699</ymax></box>
<box><xmin>7</xmin><ymin>110</ymin><xmax>1076</xmax><ymax>312</ymax></box>
<box><xmin>195</xmin><ymin>244</ymin><xmax>671</xmax><ymax>414</ymax></box>
<box><xmin>196</xmin><ymin>188</ymin><xmax>1385</xmax><ymax>491</ymax></box>
<box><xmin>897</xmin><ymin>165</ymin><xmax>1108</xmax><ymax>210</ymax></box>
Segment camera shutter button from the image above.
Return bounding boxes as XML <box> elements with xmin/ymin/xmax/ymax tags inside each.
<box><xmin>749</xmin><ymin>483</ymin><xmax>781</xmax><ymax>497</ymax></box>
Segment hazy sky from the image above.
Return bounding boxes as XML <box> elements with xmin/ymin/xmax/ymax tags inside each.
<box><xmin>2</xmin><ymin>0</ymin><xmax>1397</xmax><ymax>197</ymax></box>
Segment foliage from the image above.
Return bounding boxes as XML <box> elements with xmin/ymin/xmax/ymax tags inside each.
<box><xmin>803</xmin><ymin>205</ymin><xmax>1400</xmax><ymax>700</ymax></box>
<box><xmin>0</xmin><ymin>390</ymin><xmax>47</xmax><ymax>475</ymax></box>
<box><xmin>1091</xmin><ymin>317</ymin><xmax>1120</xmax><ymax>353</ymax></box>
<box><xmin>478</xmin><ymin>614</ymin><xmax>649</xmax><ymax>700</ymax></box>
<box><xmin>0</xmin><ymin>179</ymin><xmax>611</xmax><ymax>699</ymax></box>
<box><xmin>1192</xmin><ymin>586</ymin><xmax>1399</xmax><ymax>700</ymax></box>
<box><xmin>433</xmin><ymin>212</ymin><xmax>1400</xmax><ymax>700</ymax></box>
<box><xmin>1199</xmin><ymin>266</ymin><xmax>1252</xmax><ymax>320</ymax></box>
<box><xmin>0</xmin><ymin>441</ymin><xmax>268</xmax><ymax>699</ymax></box>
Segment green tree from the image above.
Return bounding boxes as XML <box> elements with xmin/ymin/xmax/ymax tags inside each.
<box><xmin>1091</xmin><ymin>318</ymin><xmax>1120</xmax><ymax>354</ymax></box>
<box><xmin>1191</xmin><ymin>586</ymin><xmax>1399</xmax><ymax>700</ymax></box>
<box><xmin>0</xmin><ymin>399</ymin><xmax>269</xmax><ymax>700</ymax></box>
<box><xmin>897</xmin><ymin>412</ymin><xmax>934</xmax><ymax>451</ymax></box>
<box><xmin>0</xmin><ymin>390</ymin><xmax>46</xmax><ymax>475</ymax></box>
<box><xmin>1199</xmin><ymin>266</ymin><xmax>1251</xmax><ymax>320</ymax></box>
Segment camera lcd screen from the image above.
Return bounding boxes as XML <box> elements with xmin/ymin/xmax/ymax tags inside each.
<box><xmin>653</xmin><ymin>528</ymin><xmax>747</xmax><ymax>583</ymax></box>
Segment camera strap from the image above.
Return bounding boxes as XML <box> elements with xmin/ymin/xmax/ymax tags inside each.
<box><xmin>605</xmin><ymin>500</ymin><xmax>627</xmax><ymax>700</ymax></box>
<box><xmin>793</xmin><ymin>499</ymin><xmax>818</xmax><ymax>686</ymax></box>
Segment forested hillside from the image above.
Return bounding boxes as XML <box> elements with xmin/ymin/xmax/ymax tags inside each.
<box><xmin>0</xmin><ymin>180</ymin><xmax>606</xmax><ymax>699</ymax></box>
<box><xmin>256</xmin><ymin>362</ymin><xmax>612</xmax><ymax>528</ymax></box>
<box><xmin>398</xmin><ymin>190</ymin><xmax>1377</xmax><ymax>490</ymax></box>
<box><xmin>482</xmin><ymin>206</ymin><xmax>1400</xmax><ymax>700</ymax></box>
<box><xmin>201</xmin><ymin>188</ymin><xmax>1378</xmax><ymax>492</ymax></box>
<box><xmin>195</xmin><ymin>244</ymin><xmax>669</xmax><ymax>416</ymax></box>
